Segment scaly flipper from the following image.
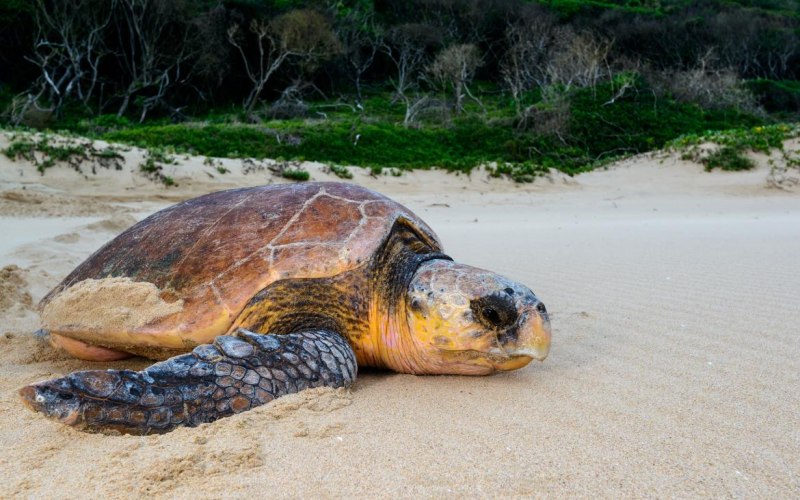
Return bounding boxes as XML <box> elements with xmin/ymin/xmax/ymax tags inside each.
<box><xmin>19</xmin><ymin>329</ymin><xmax>356</xmax><ymax>434</ymax></box>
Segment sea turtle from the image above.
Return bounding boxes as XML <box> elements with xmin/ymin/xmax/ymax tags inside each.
<box><xmin>19</xmin><ymin>182</ymin><xmax>551</xmax><ymax>434</ymax></box>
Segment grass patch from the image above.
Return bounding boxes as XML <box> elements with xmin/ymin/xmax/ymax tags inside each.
<box><xmin>490</xmin><ymin>162</ymin><xmax>550</xmax><ymax>183</ymax></box>
<box><xmin>100</xmin><ymin>119</ymin><xmax>517</xmax><ymax>173</ymax></box>
<box><xmin>2</xmin><ymin>133</ymin><xmax>124</xmax><ymax>173</ymax></box>
<box><xmin>280</xmin><ymin>168</ymin><xmax>310</xmax><ymax>181</ymax></box>
<box><xmin>139</xmin><ymin>148</ymin><xmax>177</xmax><ymax>186</ymax></box>
<box><xmin>3</xmin><ymin>136</ymin><xmax>85</xmax><ymax>172</ymax></box>
<box><xmin>326</xmin><ymin>164</ymin><xmax>353</xmax><ymax>179</ymax></box>
<box><xmin>669</xmin><ymin>124</ymin><xmax>795</xmax><ymax>153</ymax></box>
<box><xmin>669</xmin><ymin>123</ymin><xmax>799</xmax><ymax>172</ymax></box>
<box><xmin>202</xmin><ymin>156</ymin><xmax>230</xmax><ymax>174</ymax></box>
<box><xmin>702</xmin><ymin>145</ymin><xmax>756</xmax><ymax>171</ymax></box>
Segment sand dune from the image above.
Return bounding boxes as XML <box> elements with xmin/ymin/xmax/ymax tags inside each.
<box><xmin>0</xmin><ymin>132</ymin><xmax>798</xmax><ymax>497</ymax></box>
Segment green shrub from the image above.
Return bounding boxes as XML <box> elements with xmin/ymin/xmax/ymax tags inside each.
<box><xmin>669</xmin><ymin>124</ymin><xmax>797</xmax><ymax>154</ymax></box>
<box><xmin>139</xmin><ymin>149</ymin><xmax>177</xmax><ymax>186</ymax></box>
<box><xmin>281</xmin><ymin>168</ymin><xmax>310</xmax><ymax>181</ymax></box>
<box><xmin>92</xmin><ymin>114</ymin><xmax>133</xmax><ymax>131</ymax></box>
<box><xmin>3</xmin><ymin>135</ymin><xmax>99</xmax><ymax>173</ymax></box>
<box><xmin>490</xmin><ymin>162</ymin><xmax>549</xmax><ymax>183</ymax></box>
<box><xmin>669</xmin><ymin>124</ymin><xmax>798</xmax><ymax>172</ymax></box>
<box><xmin>327</xmin><ymin>164</ymin><xmax>353</xmax><ymax>179</ymax></box>
<box><xmin>702</xmin><ymin>146</ymin><xmax>756</xmax><ymax>171</ymax></box>
<box><xmin>3</xmin><ymin>137</ymin><xmax>36</xmax><ymax>162</ymax></box>
<box><xmin>566</xmin><ymin>79</ymin><xmax>760</xmax><ymax>162</ymax></box>
<box><xmin>147</xmin><ymin>147</ymin><xmax>175</xmax><ymax>165</ymax></box>
<box><xmin>139</xmin><ymin>156</ymin><xmax>158</xmax><ymax>174</ymax></box>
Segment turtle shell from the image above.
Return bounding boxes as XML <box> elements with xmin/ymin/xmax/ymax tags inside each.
<box><xmin>41</xmin><ymin>182</ymin><xmax>441</xmax><ymax>353</ymax></box>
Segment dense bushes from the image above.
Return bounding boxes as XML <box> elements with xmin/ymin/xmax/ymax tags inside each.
<box><xmin>97</xmin><ymin>80</ymin><xmax>763</xmax><ymax>175</ymax></box>
<box><xmin>0</xmin><ymin>0</ymin><xmax>797</xmax><ymax>122</ymax></box>
<box><xmin>0</xmin><ymin>0</ymin><xmax>797</xmax><ymax>180</ymax></box>
<box><xmin>746</xmin><ymin>80</ymin><xmax>800</xmax><ymax>114</ymax></box>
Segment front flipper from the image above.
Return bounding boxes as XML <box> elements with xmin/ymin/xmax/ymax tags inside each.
<box><xmin>19</xmin><ymin>329</ymin><xmax>356</xmax><ymax>434</ymax></box>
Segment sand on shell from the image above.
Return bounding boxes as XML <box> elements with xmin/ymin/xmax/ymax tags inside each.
<box><xmin>41</xmin><ymin>277</ymin><xmax>184</xmax><ymax>335</ymax></box>
<box><xmin>0</xmin><ymin>131</ymin><xmax>799</xmax><ymax>497</ymax></box>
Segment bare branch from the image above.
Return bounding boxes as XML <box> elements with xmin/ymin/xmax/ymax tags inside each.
<box><xmin>428</xmin><ymin>43</ymin><xmax>482</xmax><ymax>115</ymax></box>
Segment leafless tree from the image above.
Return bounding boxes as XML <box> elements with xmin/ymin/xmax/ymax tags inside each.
<box><xmin>407</xmin><ymin>0</ymin><xmax>501</xmax><ymax>45</ymax></box>
<box><xmin>766</xmin><ymin>31</ymin><xmax>798</xmax><ymax>79</ymax></box>
<box><xmin>229</xmin><ymin>9</ymin><xmax>339</xmax><ymax>114</ymax></box>
<box><xmin>382</xmin><ymin>24</ymin><xmax>440</xmax><ymax>102</ymax></box>
<box><xmin>19</xmin><ymin>0</ymin><xmax>115</xmax><ymax>121</ymax></box>
<box><xmin>500</xmin><ymin>10</ymin><xmax>556</xmax><ymax>116</ymax></box>
<box><xmin>114</xmin><ymin>0</ymin><xmax>197</xmax><ymax>121</ymax></box>
<box><xmin>702</xmin><ymin>9</ymin><xmax>798</xmax><ymax>80</ymax></box>
<box><xmin>191</xmin><ymin>5</ymin><xmax>235</xmax><ymax>94</ymax></box>
<box><xmin>710</xmin><ymin>11</ymin><xmax>768</xmax><ymax>78</ymax></box>
<box><xmin>334</xmin><ymin>9</ymin><xmax>383</xmax><ymax>104</ymax></box>
<box><xmin>652</xmin><ymin>49</ymin><xmax>760</xmax><ymax>113</ymax></box>
<box><xmin>228</xmin><ymin>20</ymin><xmax>290</xmax><ymax>115</ymax></box>
<box><xmin>428</xmin><ymin>43</ymin><xmax>482</xmax><ymax>114</ymax></box>
<box><xmin>403</xmin><ymin>94</ymin><xmax>449</xmax><ymax>128</ymax></box>
<box><xmin>546</xmin><ymin>29</ymin><xmax>613</xmax><ymax>94</ymax></box>
<box><xmin>380</xmin><ymin>23</ymin><xmax>443</xmax><ymax>127</ymax></box>
<box><xmin>522</xmin><ymin>85</ymin><xmax>571</xmax><ymax>141</ymax></box>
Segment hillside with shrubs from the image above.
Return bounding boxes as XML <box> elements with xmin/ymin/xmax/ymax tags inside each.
<box><xmin>0</xmin><ymin>0</ymin><xmax>798</xmax><ymax>177</ymax></box>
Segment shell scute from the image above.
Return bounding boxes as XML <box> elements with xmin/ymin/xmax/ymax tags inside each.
<box><xmin>272</xmin><ymin>192</ymin><xmax>362</xmax><ymax>246</ymax></box>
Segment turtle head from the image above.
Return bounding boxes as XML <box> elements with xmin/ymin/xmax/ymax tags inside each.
<box><xmin>404</xmin><ymin>259</ymin><xmax>551</xmax><ymax>375</ymax></box>
<box><xmin>19</xmin><ymin>379</ymin><xmax>83</xmax><ymax>426</ymax></box>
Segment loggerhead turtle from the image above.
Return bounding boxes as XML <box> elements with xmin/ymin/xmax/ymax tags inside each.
<box><xmin>19</xmin><ymin>182</ymin><xmax>551</xmax><ymax>434</ymax></box>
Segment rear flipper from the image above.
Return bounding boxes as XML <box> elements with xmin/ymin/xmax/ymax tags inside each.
<box><xmin>19</xmin><ymin>329</ymin><xmax>356</xmax><ymax>434</ymax></box>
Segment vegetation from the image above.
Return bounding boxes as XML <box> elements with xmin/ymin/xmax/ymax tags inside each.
<box><xmin>702</xmin><ymin>145</ymin><xmax>757</xmax><ymax>171</ymax></box>
<box><xmin>93</xmin><ymin>81</ymin><xmax>763</xmax><ymax>175</ymax></box>
<box><xmin>139</xmin><ymin>148</ymin><xmax>177</xmax><ymax>186</ymax></box>
<box><xmin>0</xmin><ymin>0</ymin><xmax>798</xmax><ymax>182</ymax></box>
<box><xmin>327</xmin><ymin>164</ymin><xmax>354</xmax><ymax>179</ymax></box>
<box><xmin>2</xmin><ymin>133</ymin><xmax>123</xmax><ymax>173</ymax></box>
<box><xmin>669</xmin><ymin>123</ymin><xmax>799</xmax><ymax>173</ymax></box>
<box><xmin>490</xmin><ymin>162</ymin><xmax>550</xmax><ymax>183</ymax></box>
<box><xmin>281</xmin><ymin>168</ymin><xmax>312</xmax><ymax>181</ymax></box>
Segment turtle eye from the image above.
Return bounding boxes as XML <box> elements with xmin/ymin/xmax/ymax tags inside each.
<box><xmin>482</xmin><ymin>306</ymin><xmax>502</xmax><ymax>326</ymax></box>
<box><xmin>470</xmin><ymin>294</ymin><xmax>518</xmax><ymax>329</ymax></box>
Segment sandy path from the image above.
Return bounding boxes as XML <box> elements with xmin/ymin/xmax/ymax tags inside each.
<box><xmin>0</xmin><ymin>136</ymin><xmax>798</xmax><ymax>497</ymax></box>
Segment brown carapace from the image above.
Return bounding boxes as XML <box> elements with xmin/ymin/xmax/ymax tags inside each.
<box><xmin>20</xmin><ymin>182</ymin><xmax>551</xmax><ymax>434</ymax></box>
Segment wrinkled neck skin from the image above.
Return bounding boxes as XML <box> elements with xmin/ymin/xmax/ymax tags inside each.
<box><xmin>358</xmin><ymin>254</ymin><xmax>447</xmax><ymax>373</ymax></box>
<box><xmin>364</xmin><ymin>294</ymin><xmax>427</xmax><ymax>373</ymax></box>
<box><xmin>355</xmin><ymin>218</ymin><xmax>455</xmax><ymax>373</ymax></box>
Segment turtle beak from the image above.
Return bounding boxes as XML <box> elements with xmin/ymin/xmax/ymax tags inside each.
<box><xmin>513</xmin><ymin>307</ymin><xmax>551</xmax><ymax>361</ymax></box>
<box><xmin>494</xmin><ymin>302</ymin><xmax>551</xmax><ymax>370</ymax></box>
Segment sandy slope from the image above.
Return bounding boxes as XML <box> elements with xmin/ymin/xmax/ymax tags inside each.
<box><xmin>0</xmin><ymin>132</ymin><xmax>798</xmax><ymax>497</ymax></box>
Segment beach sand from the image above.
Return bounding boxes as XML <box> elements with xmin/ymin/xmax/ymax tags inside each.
<box><xmin>1</xmin><ymin>132</ymin><xmax>798</xmax><ymax>497</ymax></box>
